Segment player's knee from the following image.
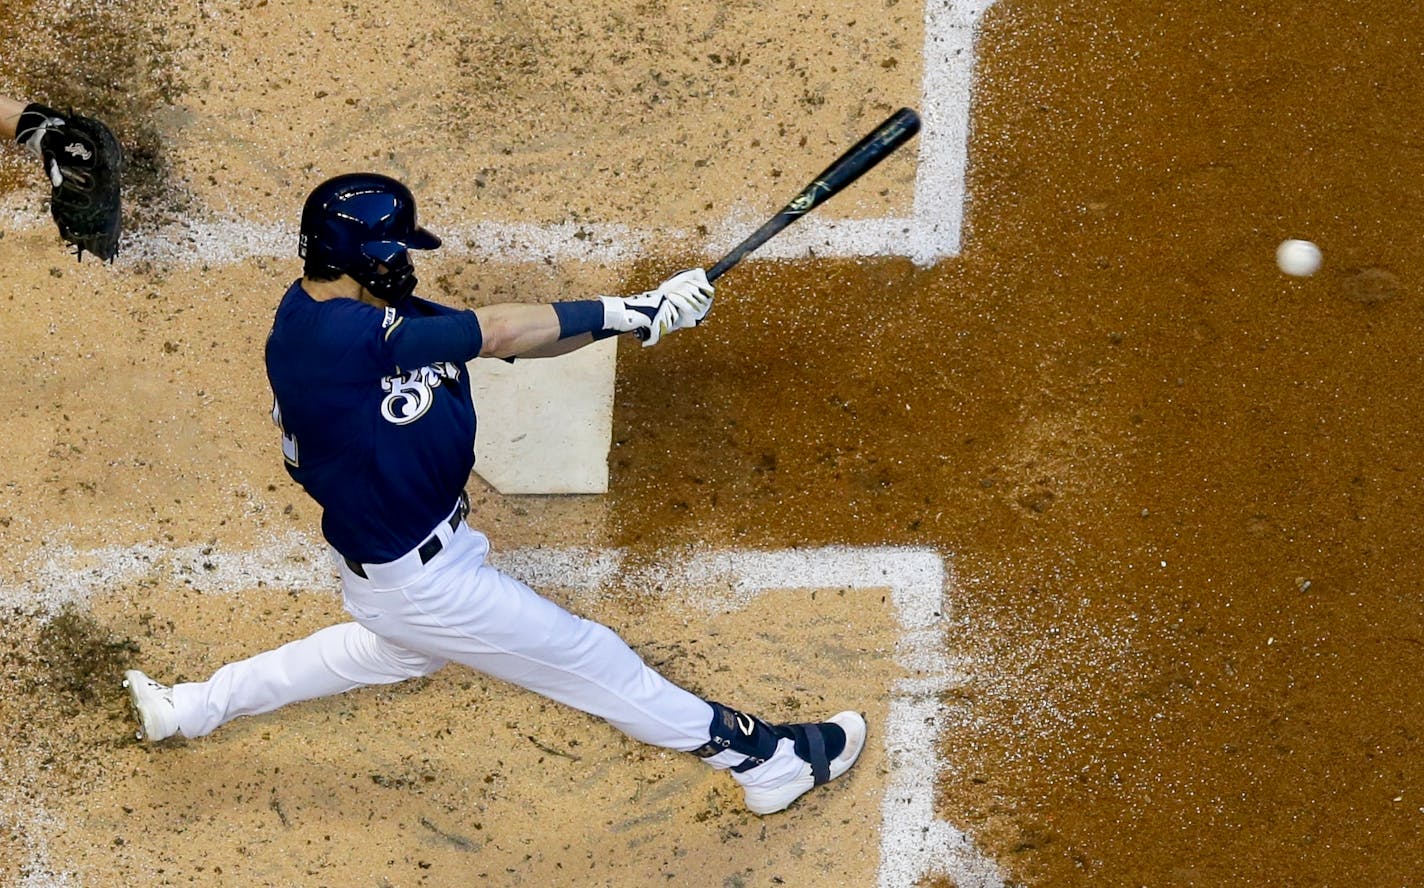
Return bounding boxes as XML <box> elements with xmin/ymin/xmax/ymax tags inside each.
<box><xmin>404</xmin><ymin>652</ymin><xmax>448</xmax><ymax>676</ymax></box>
<box><xmin>382</xmin><ymin>646</ymin><xmax>446</xmax><ymax>677</ymax></box>
<box><xmin>349</xmin><ymin>628</ymin><xmax>445</xmax><ymax>678</ymax></box>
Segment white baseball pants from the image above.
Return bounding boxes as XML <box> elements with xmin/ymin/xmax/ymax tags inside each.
<box><xmin>170</xmin><ymin>522</ymin><xmax>720</xmax><ymax>753</ymax></box>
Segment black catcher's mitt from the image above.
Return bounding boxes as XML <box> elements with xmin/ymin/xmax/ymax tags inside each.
<box><xmin>18</xmin><ymin>104</ymin><xmax>123</xmax><ymax>262</ymax></box>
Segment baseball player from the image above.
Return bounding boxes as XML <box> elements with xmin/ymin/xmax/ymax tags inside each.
<box><xmin>0</xmin><ymin>94</ymin><xmax>122</xmax><ymax>260</ymax></box>
<box><xmin>124</xmin><ymin>172</ymin><xmax>866</xmax><ymax>816</ymax></box>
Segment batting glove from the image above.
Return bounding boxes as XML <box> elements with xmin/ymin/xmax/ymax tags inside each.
<box><xmin>657</xmin><ymin>268</ymin><xmax>714</xmax><ymax>332</ymax></box>
<box><xmin>600</xmin><ymin>293</ymin><xmax>671</xmax><ymax>346</ymax></box>
<box><xmin>600</xmin><ymin>268</ymin><xmax>715</xmax><ymax>348</ymax></box>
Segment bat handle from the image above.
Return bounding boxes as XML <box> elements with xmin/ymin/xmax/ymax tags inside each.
<box><xmin>705</xmin><ymin>255</ymin><xmax>736</xmax><ymax>283</ymax></box>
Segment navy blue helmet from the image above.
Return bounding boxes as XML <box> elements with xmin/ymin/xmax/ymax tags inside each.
<box><xmin>299</xmin><ymin>173</ymin><xmax>442</xmax><ymax>304</ymax></box>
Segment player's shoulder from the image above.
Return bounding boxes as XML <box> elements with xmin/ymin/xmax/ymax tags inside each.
<box><xmin>278</xmin><ymin>281</ymin><xmax>380</xmax><ymax>321</ymax></box>
<box><xmin>405</xmin><ymin>294</ymin><xmax>469</xmax><ymax>318</ymax></box>
<box><xmin>272</xmin><ymin>282</ymin><xmax>390</xmax><ymax>358</ymax></box>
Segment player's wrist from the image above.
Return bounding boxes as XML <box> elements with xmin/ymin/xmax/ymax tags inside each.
<box><xmin>599</xmin><ymin>295</ymin><xmax>630</xmax><ymax>331</ymax></box>
<box><xmin>598</xmin><ymin>295</ymin><xmax>651</xmax><ymax>338</ymax></box>
<box><xmin>551</xmin><ymin>299</ymin><xmax>606</xmax><ymax>340</ymax></box>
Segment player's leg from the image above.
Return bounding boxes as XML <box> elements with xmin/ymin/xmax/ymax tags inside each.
<box><xmin>351</xmin><ymin>525</ymin><xmax>866</xmax><ymax>813</ymax></box>
<box><xmin>351</xmin><ymin>546</ymin><xmax>714</xmax><ymax>750</ymax></box>
<box><xmin>126</xmin><ymin>622</ymin><xmax>446</xmax><ymax>741</ymax></box>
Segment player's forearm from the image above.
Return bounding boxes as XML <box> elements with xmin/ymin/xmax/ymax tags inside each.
<box><xmin>475</xmin><ymin>302</ymin><xmax>564</xmax><ymax>359</ymax></box>
<box><xmin>515</xmin><ymin>333</ymin><xmax>595</xmax><ymax>359</ymax></box>
<box><xmin>481</xmin><ymin>299</ymin><xmax>645</xmax><ymax>359</ymax></box>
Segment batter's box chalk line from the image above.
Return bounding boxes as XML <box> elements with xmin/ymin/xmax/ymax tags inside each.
<box><xmin>660</xmin><ymin>546</ymin><xmax>1007</xmax><ymax>888</ymax></box>
<box><xmin>0</xmin><ymin>0</ymin><xmax>998</xmax><ymax>271</ymax></box>
<box><xmin>6</xmin><ymin>539</ymin><xmax>1004</xmax><ymax>888</ymax></box>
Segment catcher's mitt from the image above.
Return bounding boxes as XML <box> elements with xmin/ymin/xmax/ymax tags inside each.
<box><xmin>18</xmin><ymin>104</ymin><xmax>123</xmax><ymax>262</ymax></box>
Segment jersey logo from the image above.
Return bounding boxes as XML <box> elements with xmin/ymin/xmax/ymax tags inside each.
<box><xmin>380</xmin><ymin>362</ymin><xmax>461</xmax><ymax>425</ymax></box>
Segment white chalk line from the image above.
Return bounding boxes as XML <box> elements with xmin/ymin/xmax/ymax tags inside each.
<box><xmin>0</xmin><ymin>1</ymin><xmax>995</xmax><ymax>270</ymax></box>
<box><xmin>3</xmin><ymin>536</ymin><xmax>1004</xmax><ymax>888</ymax></box>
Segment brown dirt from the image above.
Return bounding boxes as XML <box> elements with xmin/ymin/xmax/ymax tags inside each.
<box><xmin>1</xmin><ymin>0</ymin><xmax>1421</xmax><ymax>886</ymax></box>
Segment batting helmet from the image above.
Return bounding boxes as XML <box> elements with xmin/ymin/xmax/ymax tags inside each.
<box><xmin>298</xmin><ymin>173</ymin><xmax>442</xmax><ymax>304</ymax></box>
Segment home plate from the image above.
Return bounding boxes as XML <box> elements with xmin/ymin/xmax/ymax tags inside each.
<box><xmin>471</xmin><ymin>337</ymin><xmax>617</xmax><ymax>494</ymax></box>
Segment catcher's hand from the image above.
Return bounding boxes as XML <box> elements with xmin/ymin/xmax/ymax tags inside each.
<box><xmin>18</xmin><ymin>105</ymin><xmax>123</xmax><ymax>262</ymax></box>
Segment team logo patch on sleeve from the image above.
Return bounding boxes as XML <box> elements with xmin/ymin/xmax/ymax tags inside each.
<box><xmin>382</xmin><ymin>307</ymin><xmax>404</xmax><ymax>340</ymax></box>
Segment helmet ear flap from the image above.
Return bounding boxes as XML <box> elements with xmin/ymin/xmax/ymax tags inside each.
<box><xmin>298</xmin><ymin>230</ymin><xmax>343</xmax><ymax>280</ymax></box>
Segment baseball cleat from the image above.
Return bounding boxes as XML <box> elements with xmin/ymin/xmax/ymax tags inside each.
<box><xmin>122</xmin><ymin>669</ymin><xmax>179</xmax><ymax>742</ymax></box>
<box><xmin>738</xmin><ymin>711</ymin><xmax>867</xmax><ymax>816</ymax></box>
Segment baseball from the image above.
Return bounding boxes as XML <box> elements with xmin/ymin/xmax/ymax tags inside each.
<box><xmin>1276</xmin><ymin>239</ymin><xmax>1322</xmax><ymax>277</ymax></box>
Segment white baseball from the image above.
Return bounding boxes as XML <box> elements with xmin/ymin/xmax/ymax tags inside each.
<box><xmin>1276</xmin><ymin>239</ymin><xmax>1322</xmax><ymax>277</ymax></box>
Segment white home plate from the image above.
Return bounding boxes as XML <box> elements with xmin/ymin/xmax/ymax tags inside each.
<box><xmin>471</xmin><ymin>337</ymin><xmax>618</xmax><ymax>494</ymax></box>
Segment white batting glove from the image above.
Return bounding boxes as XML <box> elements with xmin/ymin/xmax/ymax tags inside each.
<box><xmin>657</xmin><ymin>268</ymin><xmax>714</xmax><ymax>333</ymax></box>
<box><xmin>599</xmin><ymin>268</ymin><xmax>715</xmax><ymax>348</ymax></box>
<box><xmin>599</xmin><ymin>293</ymin><xmax>671</xmax><ymax>345</ymax></box>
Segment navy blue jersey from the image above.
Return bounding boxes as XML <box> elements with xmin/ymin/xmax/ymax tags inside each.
<box><xmin>265</xmin><ymin>280</ymin><xmax>483</xmax><ymax>563</ymax></box>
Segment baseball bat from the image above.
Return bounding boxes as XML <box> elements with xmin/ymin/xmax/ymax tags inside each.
<box><xmin>636</xmin><ymin>106</ymin><xmax>921</xmax><ymax>339</ymax></box>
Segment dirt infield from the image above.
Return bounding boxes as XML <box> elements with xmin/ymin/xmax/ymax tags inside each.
<box><xmin>2</xmin><ymin>1</ymin><xmax>1422</xmax><ymax>886</ymax></box>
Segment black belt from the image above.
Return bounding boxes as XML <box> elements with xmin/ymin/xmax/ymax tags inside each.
<box><xmin>344</xmin><ymin>492</ymin><xmax>469</xmax><ymax>579</ymax></box>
